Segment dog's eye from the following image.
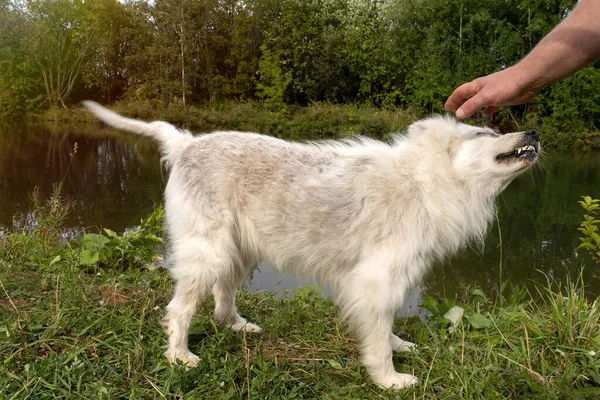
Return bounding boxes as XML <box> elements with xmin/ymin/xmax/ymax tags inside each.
<box><xmin>476</xmin><ymin>131</ymin><xmax>497</xmax><ymax>138</ymax></box>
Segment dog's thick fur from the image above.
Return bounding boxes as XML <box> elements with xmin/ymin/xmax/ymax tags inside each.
<box><xmin>83</xmin><ymin>101</ymin><xmax>540</xmax><ymax>389</ymax></box>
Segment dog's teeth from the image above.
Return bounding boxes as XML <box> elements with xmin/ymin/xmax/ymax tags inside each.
<box><xmin>515</xmin><ymin>145</ymin><xmax>537</xmax><ymax>156</ymax></box>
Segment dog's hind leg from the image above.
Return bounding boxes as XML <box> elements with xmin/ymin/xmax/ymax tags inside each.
<box><xmin>339</xmin><ymin>265</ymin><xmax>418</xmax><ymax>389</ymax></box>
<box><xmin>163</xmin><ymin>231</ymin><xmax>236</xmax><ymax>367</ymax></box>
<box><xmin>391</xmin><ymin>334</ymin><xmax>416</xmax><ymax>353</ymax></box>
<box><xmin>212</xmin><ymin>259</ymin><xmax>262</xmax><ymax>333</ymax></box>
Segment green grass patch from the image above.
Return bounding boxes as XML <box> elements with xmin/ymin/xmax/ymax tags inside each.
<box><xmin>2</xmin><ymin>222</ymin><xmax>600</xmax><ymax>398</ymax></box>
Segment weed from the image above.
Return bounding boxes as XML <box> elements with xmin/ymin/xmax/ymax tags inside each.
<box><xmin>577</xmin><ymin>195</ymin><xmax>600</xmax><ymax>262</ymax></box>
<box><xmin>74</xmin><ymin>206</ymin><xmax>165</xmax><ymax>272</ymax></box>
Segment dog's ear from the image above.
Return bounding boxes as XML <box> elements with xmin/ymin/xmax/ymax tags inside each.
<box><xmin>407</xmin><ymin>121</ymin><xmax>428</xmax><ymax>137</ymax></box>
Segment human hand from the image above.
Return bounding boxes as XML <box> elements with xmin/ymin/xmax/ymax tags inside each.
<box><xmin>444</xmin><ymin>66</ymin><xmax>542</xmax><ymax>119</ymax></box>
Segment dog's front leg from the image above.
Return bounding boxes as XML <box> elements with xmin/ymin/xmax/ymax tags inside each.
<box><xmin>340</xmin><ymin>271</ymin><xmax>418</xmax><ymax>389</ymax></box>
<box><xmin>359</xmin><ymin>311</ymin><xmax>418</xmax><ymax>389</ymax></box>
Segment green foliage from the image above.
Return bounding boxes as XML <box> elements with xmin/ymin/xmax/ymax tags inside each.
<box><xmin>422</xmin><ymin>288</ymin><xmax>496</xmax><ymax>334</ymax></box>
<box><xmin>256</xmin><ymin>47</ymin><xmax>292</xmax><ymax>111</ymax></box>
<box><xmin>81</xmin><ymin>0</ymin><xmax>134</xmax><ymax>103</ymax></box>
<box><xmin>74</xmin><ymin>206</ymin><xmax>164</xmax><ymax>271</ymax></box>
<box><xmin>105</xmin><ymin>100</ymin><xmax>413</xmax><ymax>142</ymax></box>
<box><xmin>2</xmin><ymin>199</ymin><xmax>165</xmax><ymax>273</ymax></box>
<box><xmin>23</xmin><ymin>0</ymin><xmax>96</xmax><ymax>108</ymax></box>
<box><xmin>1</xmin><ymin>0</ymin><xmax>599</xmax><ymax>141</ymax></box>
<box><xmin>0</xmin><ymin>1</ymin><xmax>39</xmax><ymax>117</ymax></box>
<box><xmin>577</xmin><ymin>196</ymin><xmax>600</xmax><ymax>262</ymax></box>
<box><xmin>413</xmin><ymin>276</ymin><xmax>600</xmax><ymax>397</ymax></box>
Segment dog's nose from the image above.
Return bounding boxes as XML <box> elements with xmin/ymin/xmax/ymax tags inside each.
<box><xmin>525</xmin><ymin>129</ymin><xmax>540</xmax><ymax>140</ymax></box>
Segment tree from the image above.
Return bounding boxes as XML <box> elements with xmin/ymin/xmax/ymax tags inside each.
<box><xmin>81</xmin><ymin>0</ymin><xmax>134</xmax><ymax>104</ymax></box>
<box><xmin>22</xmin><ymin>0</ymin><xmax>95</xmax><ymax>108</ymax></box>
<box><xmin>0</xmin><ymin>0</ymin><xmax>38</xmax><ymax>116</ymax></box>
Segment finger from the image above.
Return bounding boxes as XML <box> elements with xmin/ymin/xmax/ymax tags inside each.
<box><xmin>455</xmin><ymin>92</ymin><xmax>488</xmax><ymax>119</ymax></box>
<box><xmin>482</xmin><ymin>106</ymin><xmax>500</xmax><ymax>117</ymax></box>
<box><xmin>444</xmin><ymin>81</ymin><xmax>480</xmax><ymax>112</ymax></box>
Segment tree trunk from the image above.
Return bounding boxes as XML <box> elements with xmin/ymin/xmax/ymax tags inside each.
<box><xmin>180</xmin><ymin>2</ymin><xmax>186</xmax><ymax>106</ymax></box>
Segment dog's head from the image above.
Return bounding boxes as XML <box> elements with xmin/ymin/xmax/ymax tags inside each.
<box><xmin>406</xmin><ymin>116</ymin><xmax>540</xmax><ymax>193</ymax></box>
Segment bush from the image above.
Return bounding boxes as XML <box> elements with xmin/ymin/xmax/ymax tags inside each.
<box><xmin>577</xmin><ymin>196</ymin><xmax>600</xmax><ymax>262</ymax></box>
<box><xmin>75</xmin><ymin>206</ymin><xmax>164</xmax><ymax>271</ymax></box>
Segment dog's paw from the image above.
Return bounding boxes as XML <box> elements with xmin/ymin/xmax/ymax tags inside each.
<box><xmin>375</xmin><ymin>372</ymin><xmax>418</xmax><ymax>389</ymax></box>
<box><xmin>230</xmin><ymin>321</ymin><xmax>262</xmax><ymax>333</ymax></box>
<box><xmin>391</xmin><ymin>335</ymin><xmax>416</xmax><ymax>353</ymax></box>
<box><xmin>165</xmin><ymin>350</ymin><xmax>200</xmax><ymax>368</ymax></box>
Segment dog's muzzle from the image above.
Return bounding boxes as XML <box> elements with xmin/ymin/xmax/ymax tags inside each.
<box><xmin>496</xmin><ymin>130</ymin><xmax>541</xmax><ymax>162</ymax></box>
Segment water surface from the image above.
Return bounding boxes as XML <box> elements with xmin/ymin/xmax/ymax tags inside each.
<box><xmin>2</xmin><ymin>123</ymin><xmax>599</xmax><ymax>316</ymax></box>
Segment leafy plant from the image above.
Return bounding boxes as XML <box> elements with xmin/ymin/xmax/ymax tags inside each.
<box><xmin>256</xmin><ymin>46</ymin><xmax>292</xmax><ymax>113</ymax></box>
<box><xmin>577</xmin><ymin>195</ymin><xmax>600</xmax><ymax>261</ymax></box>
<box><xmin>421</xmin><ymin>295</ymin><xmax>458</xmax><ymax>335</ymax></box>
<box><xmin>0</xmin><ymin>143</ymin><xmax>79</xmax><ymax>270</ymax></box>
<box><xmin>75</xmin><ymin>205</ymin><xmax>165</xmax><ymax>270</ymax></box>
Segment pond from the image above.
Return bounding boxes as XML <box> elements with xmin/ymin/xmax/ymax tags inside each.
<box><xmin>1</xmin><ymin>123</ymin><xmax>599</xmax><ymax>317</ymax></box>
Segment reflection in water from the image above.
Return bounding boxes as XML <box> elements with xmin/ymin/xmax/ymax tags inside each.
<box><xmin>1</xmin><ymin>124</ymin><xmax>599</xmax><ymax>315</ymax></box>
<box><xmin>0</xmin><ymin>123</ymin><xmax>164</xmax><ymax>233</ymax></box>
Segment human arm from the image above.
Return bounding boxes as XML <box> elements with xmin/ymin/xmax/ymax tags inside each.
<box><xmin>445</xmin><ymin>0</ymin><xmax>600</xmax><ymax>119</ymax></box>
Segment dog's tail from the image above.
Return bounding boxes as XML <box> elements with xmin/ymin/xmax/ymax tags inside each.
<box><xmin>82</xmin><ymin>101</ymin><xmax>193</xmax><ymax>165</ymax></box>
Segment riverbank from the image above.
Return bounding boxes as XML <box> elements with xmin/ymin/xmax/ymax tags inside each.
<box><xmin>25</xmin><ymin>100</ymin><xmax>600</xmax><ymax>149</ymax></box>
<box><xmin>1</xmin><ymin>206</ymin><xmax>599</xmax><ymax>398</ymax></box>
<box><xmin>30</xmin><ymin>101</ymin><xmax>416</xmax><ymax>142</ymax></box>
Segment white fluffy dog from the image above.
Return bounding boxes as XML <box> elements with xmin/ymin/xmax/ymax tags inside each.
<box><xmin>83</xmin><ymin>101</ymin><xmax>540</xmax><ymax>389</ymax></box>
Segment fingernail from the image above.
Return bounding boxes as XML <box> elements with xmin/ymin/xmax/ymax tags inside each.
<box><xmin>456</xmin><ymin>109</ymin><xmax>465</xmax><ymax>119</ymax></box>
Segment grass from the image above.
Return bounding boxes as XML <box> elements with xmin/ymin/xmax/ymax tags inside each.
<box><xmin>1</xmin><ymin>259</ymin><xmax>600</xmax><ymax>399</ymax></box>
<box><xmin>1</xmin><ymin>175</ymin><xmax>600</xmax><ymax>398</ymax></box>
<box><xmin>2</xmin><ymin>211</ymin><xmax>600</xmax><ymax>399</ymax></box>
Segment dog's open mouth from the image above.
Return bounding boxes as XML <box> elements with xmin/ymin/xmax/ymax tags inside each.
<box><xmin>496</xmin><ymin>143</ymin><xmax>539</xmax><ymax>163</ymax></box>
